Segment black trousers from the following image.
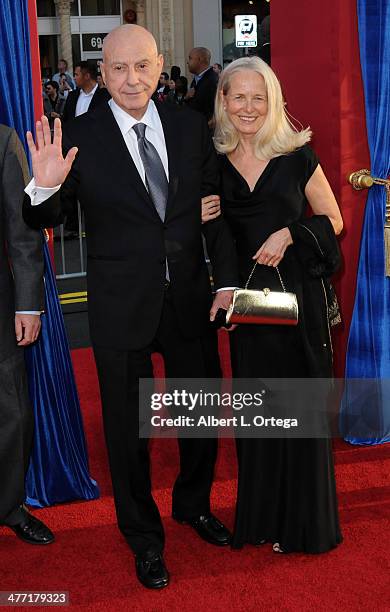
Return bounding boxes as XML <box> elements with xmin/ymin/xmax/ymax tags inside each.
<box><xmin>0</xmin><ymin>349</ymin><xmax>33</xmax><ymax>525</ymax></box>
<box><xmin>93</xmin><ymin>288</ymin><xmax>221</xmax><ymax>557</ymax></box>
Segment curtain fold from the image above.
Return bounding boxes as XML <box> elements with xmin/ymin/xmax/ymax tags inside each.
<box><xmin>342</xmin><ymin>0</ymin><xmax>390</xmax><ymax>444</ymax></box>
<box><xmin>0</xmin><ymin>0</ymin><xmax>34</xmax><ymax>138</ymax></box>
<box><xmin>0</xmin><ymin>0</ymin><xmax>99</xmax><ymax>504</ymax></box>
<box><xmin>25</xmin><ymin>241</ymin><xmax>99</xmax><ymax>506</ymax></box>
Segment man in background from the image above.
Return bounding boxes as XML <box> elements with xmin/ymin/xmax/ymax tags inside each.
<box><xmin>156</xmin><ymin>71</ymin><xmax>170</xmax><ymax>101</ymax></box>
<box><xmin>62</xmin><ymin>60</ymin><xmax>111</xmax><ymax>123</ymax></box>
<box><xmin>43</xmin><ymin>80</ymin><xmax>66</xmax><ymax>130</ymax></box>
<box><xmin>185</xmin><ymin>47</ymin><xmax>219</xmax><ymax>123</ymax></box>
<box><xmin>212</xmin><ymin>63</ymin><xmax>223</xmax><ymax>78</ymax></box>
<box><xmin>62</xmin><ymin>60</ymin><xmax>111</xmax><ymax>237</ymax></box>
<box><xmin>52</xmin><ymin>58</ymin><xmax>75</xmax><ymax>90</ymax></box>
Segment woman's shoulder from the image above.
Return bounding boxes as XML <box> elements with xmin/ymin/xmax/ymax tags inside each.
<box><xmin>285</xmin><ymin>143</ymin><xmax>317</xmax><ymax>163</ymax></box>
<box><xmin>280</xmin><ymin>143</ymin><xmax>319</xmax><ymax>180</ymax></box>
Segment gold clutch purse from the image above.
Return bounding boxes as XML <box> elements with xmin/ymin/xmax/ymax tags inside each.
<box><xmin>226</xmin><ymin>263</ymin><xmax>299</xmax><ymax>326</ymax></box>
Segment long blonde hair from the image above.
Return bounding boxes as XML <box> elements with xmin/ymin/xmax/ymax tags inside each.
<box><xmin>213</xmin><ymin>56</ymin><xmax>312</xmax><ymax>160</ymax></box>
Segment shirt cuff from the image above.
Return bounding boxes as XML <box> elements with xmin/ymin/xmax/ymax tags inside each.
<box><xmin>25</xmin><ymin>178</ymin><xmax>61</xmax><ymax>206</ymax></box>
<box><xmin>215</xmin><ymin>287</ymin><xmax>237</xmax><ymax>292</ymax></box>
<box><xmin>15</xmin><ymin>311</ymin><xmax>42</xmax><ymax>315</ymax></box>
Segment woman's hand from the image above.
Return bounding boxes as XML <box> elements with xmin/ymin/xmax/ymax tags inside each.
<box><xmin>26</xmin><ymin>116</ymin><xmax>78</xmax><ymax>188</ymax></box>
<box><xmin>253</xmin><ymin>227</ymin><xmax>293</xmax><ymax>267</ymax></box>
<box><xmin>201</xmin><ymin>195</ymin><xmax>221</xmax><ymax>223</ymax></box>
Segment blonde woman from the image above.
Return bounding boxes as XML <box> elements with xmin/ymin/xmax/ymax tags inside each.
<box><xmin>204</xmin><ymin>57</ymin><xmax>343</xmax><ymax>553</ymax></box>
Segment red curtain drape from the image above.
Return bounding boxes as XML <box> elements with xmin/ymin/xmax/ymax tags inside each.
<box><xmin>27</xmin><ymin>0</ymin><xmax>54</xmax><ymax>259</ymax></box>
<box><xmin>27</xmin><ymin>0</ymin><xmax>42</xmax><ymax>119</ymax></box>
<box><xmin>271</xmin><ymin>0</ymin><xmax>370</xmax><ymax>375</ymax></box>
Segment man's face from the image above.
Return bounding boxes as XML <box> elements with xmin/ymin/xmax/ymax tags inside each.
<box><xmin>58</xmin><ymin>60</ymin><xmax>67</xmax><ymax>73</ymax></box>
<box><xmin>74</xmin><ymin>66</ymin><xmax>86</xmax><ymax>89</ymax></box>
<box><xmin>45</xmin><ymin>84</ymin><xmax>55</xmax><ymax>97</ymax></box>
<box><xmin>101</xmin><ymin>34</ymin><xmax>163</xmax><ymax>119</ymax></box>
<box><xmin>187</xmin><ymin>50</ymin><xmax>200</xmax><ymax>75</ymax></box>
<box><xmin>159</xmin><ymin>74</ymin><xmax>167</xmax><ymax>86</ymax></box>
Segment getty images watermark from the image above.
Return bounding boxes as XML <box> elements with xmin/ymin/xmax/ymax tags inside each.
<box><xmin>139</xmin><ymin>378</ymin><xmax>390</xmax><ymax>439</ymax></box>
<box><xmin>148</xmin><ymin>388</ymin><xmax>298</xmax><ymax>429</ymax></box>
<box><xmin>139</xmin><ymin>378</ymin><xmax>338</xmax><ymax>439</ymax></box>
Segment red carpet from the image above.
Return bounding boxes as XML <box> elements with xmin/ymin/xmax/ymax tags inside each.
<box><xmin>1</xmin><ymin>335</ymin><xmax>389</xmax><ymax>611</ymax></box>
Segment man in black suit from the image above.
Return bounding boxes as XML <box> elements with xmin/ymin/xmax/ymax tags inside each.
<box><xmin>185</xmin><ymin>47</ymin><xmax>219</xmax><ymax>122</ymax></box>
<box><xmin>0</xmin><ymin>125</ymin><xmax>53</xmax><ymax>545</ymax></box>
<box><xmin>155</xmin><ymin>71</ymin><xmax>170</xmax><ymax>100</ymax></box>
<box><xmin>62</xmin><ymin>60</ymin><xmax>111</xmax><ymax>123</ymax></box>
<box><xmin>23</xmin><ymin>24</ymin><xmax>237</xmax><ymax>589</ymax></box>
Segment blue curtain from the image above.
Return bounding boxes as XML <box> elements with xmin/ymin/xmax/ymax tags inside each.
<box><xmin>0</xmin><ymin>0</ymin><xmax>99</xmax><ymax>504</ymax></box>
<box><xmin>0</xmin><ymin>0</ymin><xmax>34</xmax><ymax>140</ymax></box>
<box><xmin>25</xmin><ymin>242</ymin><xmax>99</xmax><ymax>506</ymax></box>
<box><xmin>342</xmin><ymin>0</ymin><xmax>390</xmax><ymax>444</ymax></box>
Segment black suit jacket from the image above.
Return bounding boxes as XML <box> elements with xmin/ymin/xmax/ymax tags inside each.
<box><xmin>62</xmin><ymin>86</ymin><xmax>111</xmax><ymax>123</ymax></box>
<box><xmin>186</xmin><ymin>67</ymin><xmax>219</xmax><ymax>121</ymax></box>
<box><xmin>0</xmin><ymin>126</ymin><xmax>44</xmax><ymax>362</ymax></box>
<box><xmin>23</xmin><ymin>103</ymin><xmax>238</xmax><ymax>350</ymax></box>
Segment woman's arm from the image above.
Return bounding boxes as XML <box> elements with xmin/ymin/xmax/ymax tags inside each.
<box><xmin>252</xmin><ymin>164</ymin><xmax>343</xmax><ymax>267</ymax></box>
<box><xmin>305</xmin><ymin>165</ymin><xmax>343</xmax><ymax>235</ymax></box>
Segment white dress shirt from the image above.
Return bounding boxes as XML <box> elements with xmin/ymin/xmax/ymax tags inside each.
<box><xmin>16</xmin><ymin>310</ymin><xmax>41</xmax><ymax>315</ymax></box>
<box><xmin>108</xmin><ymin>98</ymin><xmax>169</xmax><ymax>184</ymax></box>
<box><xmin>75</xmin><ymin>83</ymin><xmax>99</xmax><ymax>117</ymax></box>
<box><xmin>24</xmin><ymin>99</ymin><xmax>168</xmax><ymax>205</ymax></box>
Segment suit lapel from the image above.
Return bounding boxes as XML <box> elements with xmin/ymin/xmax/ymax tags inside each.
<box><xmin>90</xmin><ymin>88</ymin><xmax>100</xmax><ymax>111</ymax></box>
<box><xmin>71</xmin><ymin>89</ymin><xmax>80</xmax><ymax>118</ymax></box>
<box><xmin>90</xmin><ymin>104</ymin><xmax>158</xmax><ymax>215</ymax></box>
<box><xmin>156</xmin><ymin>104</ymin><xmax>180</xmax><ymax>218</ymax></box>
<box><xmin>90</xmin><ymin>87</ymin><xmax>109</xmax><ymax>111</ymax></box>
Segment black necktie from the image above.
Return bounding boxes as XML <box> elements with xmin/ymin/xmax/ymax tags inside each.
<box><xmin>132</xmin><ymin>122</ymin><xmax>168</xmax><ymax>221</ymax></box>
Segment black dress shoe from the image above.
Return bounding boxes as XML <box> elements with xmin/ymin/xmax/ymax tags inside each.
<box><xmin>135</xmin><ymin>553</ymin><xmax>169</xmax><ymax>589</ymax></box>
<box><xmin>7</xmin><ymin>511</ymin><xmax>54</xmax><ymax>545</ymax></box>
<box><xmin>173</xmin><ymin>513</ymin><xmax>231</xmax><ymax>546</ymax></box>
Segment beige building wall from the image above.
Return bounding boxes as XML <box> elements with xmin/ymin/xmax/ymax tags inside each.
<box><xmin>143</xmin><ymin>0</ymin><xmax>194</xmax><ymax>78</ymax></box>
<box><xmin>192</xmin><ymin>0</ymin><xmax>222</xmax><ymax>65</ymax></box>
<box><xmin>123</xmin><ymin>0</ymin><xmax>191</xmax><ymax>74</ymax></box>
<box><xmin>41</xmin><ymin>0</ymin><xmax>196</xmax><ymax>78</ymax></box>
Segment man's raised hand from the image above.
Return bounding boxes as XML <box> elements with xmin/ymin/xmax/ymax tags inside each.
<box><xmin>26</xmin><ymin>116</ymin><xmax>78</xmax><ymax>188</ymax></box>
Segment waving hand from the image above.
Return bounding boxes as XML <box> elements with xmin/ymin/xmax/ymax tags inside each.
<box><xmin>26</xmin><ymin>116</ymin><xmax>78</xmax><ymax>188</ymax></box>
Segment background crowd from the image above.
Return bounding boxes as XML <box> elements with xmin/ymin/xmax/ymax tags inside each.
<box><xmin>42</xmin><ymin>46</ymin><xmax>224</xmax><ymax>130</ymax></box>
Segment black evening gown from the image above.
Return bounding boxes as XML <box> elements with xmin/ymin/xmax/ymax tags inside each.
<box><xmin>220</xmin><ymin>145</ymin><xmax>342</xmax><ymax>553</ymax></box>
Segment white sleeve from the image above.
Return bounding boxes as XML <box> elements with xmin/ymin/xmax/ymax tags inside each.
<box><xmin>216</xmin><ymin>287</ymin><xmax>238</xmax><ymax>292</ymax></box>
<box><xmin>15</xmin><ymin>311</ymin><xmax>42</xmax><ymax>315</ymax></box>
<box><xmin>25</xmin><ymin>178</ymin><xmax>62</xmax><ymax>206</ymax></box>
